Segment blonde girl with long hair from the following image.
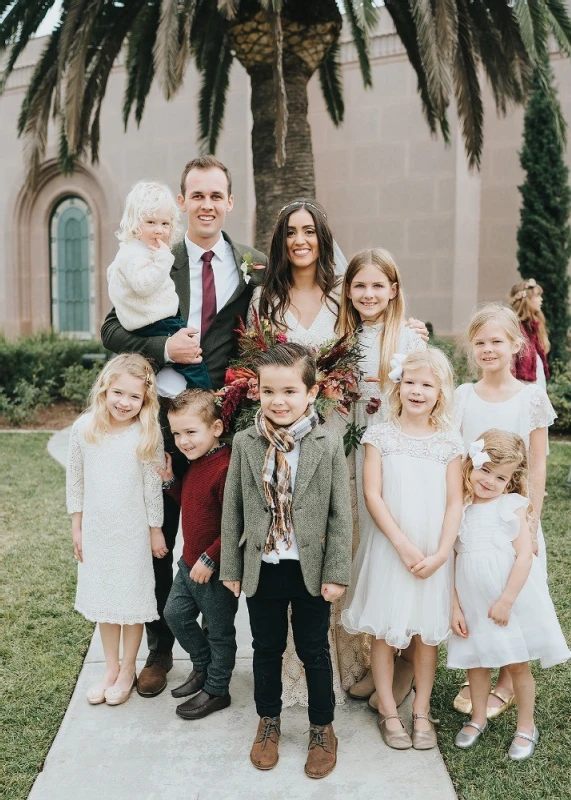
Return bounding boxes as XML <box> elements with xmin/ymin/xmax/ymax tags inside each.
<box><xmin>453</xmin><ymin>303</ymin><xmax>556</xmax><ymax>719</ymax></box>
<box><xmin>338</xmin><ymin>248</ymin><xmax>426</xmax><ymax>707</ymax></box>
<box><xmin>509</xmin><ymin>278</ymin><xmax>550</xmax><ymax>389</ymax></box>
<box><xmin>343</xmin><ymin>349</ymin><xmax>464</xmax><ymax>751</ymax></box>
<box><xmin>66</xmin><ymin>353</ymin><xmax>167</xmax><ymax>706</ymax></box>
<box><xmin>448</xmin><ymin>430</ymin><xmax>569</xmax><ymax>761</ymax></box>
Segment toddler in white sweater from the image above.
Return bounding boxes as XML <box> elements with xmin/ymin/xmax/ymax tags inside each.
<box><xmin>107</xmin><ymin>181</ymin><xmax>211</xmax><ymax>389</ymax></box>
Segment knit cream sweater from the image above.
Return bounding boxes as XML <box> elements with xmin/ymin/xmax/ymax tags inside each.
<box><xmin>107</xmin><ymin>240</ymin><xmax>178</xmax><ymax>331</ymax></box>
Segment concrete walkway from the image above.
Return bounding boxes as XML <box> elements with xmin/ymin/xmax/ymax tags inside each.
<box><xmin>31</xmin><ymin>428</ymin><xmax>457</xmax><ymax>800</ymax></box>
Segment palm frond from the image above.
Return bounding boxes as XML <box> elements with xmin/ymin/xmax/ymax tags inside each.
<box><xmin>434</xmin><ymin>0</ymin><xmax>458</xmax><ymax>58</ymax></box>
<box><xmin>410</xmin><ymin>0</ymin><xmax>449</xmax><ymax>116</ymax></box>
<box><xmin>544</xmin><ymin>0</ymin><xmax>571</xmax><ymax>57</ymax></box>
<box><xmin>453</xmin><ymin>0</ymin><xmax>483</xmax><ymax>168</ymax></box>
<box><xmin>216</xmin><ymin>0</ymin><xmax>237</xmax><ymax>18</ymax></box>
<box><xmin>154</xmin><ymin>0</ymin><xmax>197</xmax><ymax>100</ymax></box>
<box><xmin>384</xmin><ymin>0</ymin><xmax>450</xmax><ymax>141</ymax></box>
<box><xmin>267</xmin><ymin>8</ymin><xmax>288</xmax><ymax>167</ymax></box>
<box><xmin>197</xmin><ymin>34</ymin><xmax>233</xmax><ymax>154</ymax></box>
<box><xmin>123</xmin><ymin>2</ymin><xmax>160</xmax><ymax>128</ymax></box>
<box><xmin>0</xmin><ymin>0</ymin><xmax>57</xmax><ymax>89</ymax></box>
<box><xmin>344</xmin><ymin>0</ymin><xmax>372</xmax><ymax>88</ymax></box>
<box><xmin>353</xmin><ymin>0</ymin><xmax>379</xmax><ymax>31</ymax></box>
<box><xmin>318</xmin><ymin>41</ymin><xmax>344</xmax><ymax>127</ymax></box>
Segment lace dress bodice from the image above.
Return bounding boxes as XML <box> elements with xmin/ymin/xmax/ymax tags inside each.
<box><xmin>248</xmin><ymin>286</ymin><xmax>339</xmax><ymax>348</ymax></box>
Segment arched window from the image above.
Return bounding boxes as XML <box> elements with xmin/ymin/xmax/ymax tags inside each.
<box><xmin>50</xmin><ymin>196</ymin><xmax>95</xmax><ymax>337</ymax></box>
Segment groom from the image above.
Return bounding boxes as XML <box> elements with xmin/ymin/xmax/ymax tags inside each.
<box><xmin>101</xmin><ymin>156</ymin><xmax>267</xmax><ymax>697</ymax></box>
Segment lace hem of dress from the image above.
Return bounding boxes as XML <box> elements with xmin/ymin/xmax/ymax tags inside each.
<box><xmin>75</xmin><ymin>605</ymin><xmax>160</xmax><ymax>625</ymax></box>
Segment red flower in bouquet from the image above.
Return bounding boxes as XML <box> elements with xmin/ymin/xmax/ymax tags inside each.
<box><xmin>366</xmin><ymin>397</ymin><xmax>382</xmax><ymax>415</ymax></box>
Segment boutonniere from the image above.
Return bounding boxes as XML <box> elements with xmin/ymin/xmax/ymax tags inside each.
<box><xmin>240</xmin><ymin>252</ymin><xmax>254</xmax><ymax>284</ymax></box>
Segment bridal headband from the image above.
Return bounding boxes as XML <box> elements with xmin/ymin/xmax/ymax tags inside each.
<box><xmin>513</xmin><ymin>278</ymin><xmax>538</xmax><ymax>300</ymax></box>
<box><xmin>279</xmin><ymin>200</ymin><xmax>327</xmax><ymax>219</ymax></box>
<box><xmin>468</xmin><ymin>439</ymin><xmax>490</xmax><ymax>469</ymax></box>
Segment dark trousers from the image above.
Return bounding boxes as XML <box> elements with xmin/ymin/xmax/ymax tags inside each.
<box><xmin>246</xmin><ymin>560</ymin><xmax>334</xmax><ymax>726</ymax></box>
<box><xmin>164</xmin><ymin>558</ymin><xmax>238</xmax><ymax>696</ymax></box>
<box><xmin>135</xmin><ymin>316</ymin><xmax>211</xmax><ymax>389</ymax></box>
<box><xmin>145</xmin><ymin>400</ymin><xmax>186</xmax><ymax>654</ymax></box>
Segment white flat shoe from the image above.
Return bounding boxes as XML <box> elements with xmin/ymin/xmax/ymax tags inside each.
<box><xmin>454</xmin><ymin>720</ymin><xmax>487</xmax><ymax>749</ymax></box>
<box><xmin>86</xmin><ymin>685</ymin><xmax>107</xmax><ymax>705</ymax></box>
<box><xmin>105</xmin><ymin>675</ymin><xmax>137</xmax><ymax>706</ymax></box>
<box><xmin>508</xmin><ymin>726</ymin><xmax>539</xmax><ymax>761</ymax></box>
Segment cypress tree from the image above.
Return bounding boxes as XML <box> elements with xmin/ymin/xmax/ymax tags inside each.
<box><xmin>517</xmin><ymin>61</ymin><xmax>571</xmax><ymax>365</ymax></box>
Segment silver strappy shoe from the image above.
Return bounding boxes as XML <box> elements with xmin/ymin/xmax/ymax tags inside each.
<box><xmin>454</xmin><ymin>720</ymin><xmax>488</xmax><ymax>749</ymax></box>
<box><xmin>508</xmin><ymin>726</ymin><xmax>539</xmax><ymax>761</ymax></box>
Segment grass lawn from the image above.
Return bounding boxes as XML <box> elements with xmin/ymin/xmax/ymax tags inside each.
<box><xmin>0</xmin><ymin>434</ymin><xmax>569</xmax><ymax>799</ymax></box>
<box><xmin>0</xmin><ymin>433</ymin><xmax>94</xmax><ymax>799</ymax></box>
<box><xmin>433</xmin><ymin>441</ymin><xmax>571</xmax><ymax>800</ymax></box>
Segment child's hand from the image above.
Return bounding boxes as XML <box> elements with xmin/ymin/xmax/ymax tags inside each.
<box><xmin>321</xmin><ymin>583</ymin><xmax>345</xmax><ymax>602</ymax></box>
<box><xmin>451</xmin><ymin>605</ymin><xmax>468</xmax><ymax>638</ymax></box>
<box><xmin>488</xmin><ymin>597</ymin><xmax>512</xmax><ymax>627</ymax></box>
<box><xmin>190</xmin><ymin>560</ymin><xmax>213</xmax><ymax>584</ymax></box>
<box><xmin>151</xmin><ymin>528</ymin><xmax>169</xmax><ymax>558</ymax></box>
<box><xmin>156</xmin><ymin>452</ymin><xmax>174</xmax><ymax>484</ymax></box>
<box><xmin>72</xmin><ymin>527</ymin><xmax>83</xmax><ymax>563</ymax></box>
<box><xmin>405</xmin><ymin>317</ymin><xmax>429</xmax><ymax>342</ymax></box>
<box><xmin>411</xmin><ymin>553</ymin><xmax>445</xmax><ymax>580</ymax></box>
<box><xmin>397</xmin><ymin>539</ymin><xmax>425</xmax><ymax>573</ymax></box>
<box><xmin>223</xmin><ymin>580</ymin><xmax>241</xmax><ymax>598</ymax></box>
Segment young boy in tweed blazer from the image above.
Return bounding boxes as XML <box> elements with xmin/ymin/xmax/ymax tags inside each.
<box><xmin>220</xmin><ymin>343</ymin><xmax>352</xmax><ymax>780</ymax></box>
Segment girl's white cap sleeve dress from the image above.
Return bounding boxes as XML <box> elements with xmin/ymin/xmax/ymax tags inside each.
<box><xmin>447</xmin><ymin>493</ymin><xmax>570</xmax><ymax>670</ymax></box>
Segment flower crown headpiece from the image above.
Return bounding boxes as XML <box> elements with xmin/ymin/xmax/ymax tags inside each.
<box><xmin>513</xmin><ymin>278</ymin><xmax>538</xmax><ymax>301</ymax></box>
<box><xmin>279</xmin><ymin>201</ymin><xmax>327</xmax><ymax>220</ymax></box>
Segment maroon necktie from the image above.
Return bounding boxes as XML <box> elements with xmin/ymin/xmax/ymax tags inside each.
<box><xmin>200</xmin><ymin>250</ymin><xmax>216</xmax><ymax>336</ymax></box>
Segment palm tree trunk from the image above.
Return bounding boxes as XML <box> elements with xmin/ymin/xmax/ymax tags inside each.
<box><xmin>250</xmin><ymin>64</ymin><xmax>315</xmax><ymax>252</ymax></box>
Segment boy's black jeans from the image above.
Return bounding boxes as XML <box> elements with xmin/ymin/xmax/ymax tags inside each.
<box><xmin>246</xmin><ymin>560</ymin><xmax>334</xmax><ymax>726</ymax></box>
<box><xmin>135</xmin><ymin>315</ymin><xmax>211</xmax><ymax>389</ymax></box>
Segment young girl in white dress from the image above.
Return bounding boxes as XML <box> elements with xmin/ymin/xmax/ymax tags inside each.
<box><xmin>449</xmin><ymin>429</ymin><xmax>569</xmax><ymax>761</ymax></box>
<box><xmin>337</xmin><ymin>247</ymin><xmax>426</xmax><ymax>705</ymax></box>
<box><xmin>67</xmin><ymin>353</ymin><xmax>167</xmax><ymax>706</ymax></box>
<box><xmin>342</xmin><ymin>348</ymin><xmax>464</xmax><ymax>750</ymax></box>
<box><xmin>453</xmin><ymin>303</ymin><xmax>556</xmax><ymax>719</ymax></box>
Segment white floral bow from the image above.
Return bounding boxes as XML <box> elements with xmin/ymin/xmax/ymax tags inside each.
<box><xmin>468</xmin><ymin>439</ymin><xmax>490</xmax><ymax>469</ymax></box>
<box><xmin>388</xmin><ymin>353</ymin><xmax>406</xmax><ymax>383</ymax></box>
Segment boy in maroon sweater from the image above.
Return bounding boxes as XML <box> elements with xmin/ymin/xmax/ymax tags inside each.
<box><xmin>159</xmin><ymin>389</ymin><xmax>238</xmax><ymax>720</ymax></box>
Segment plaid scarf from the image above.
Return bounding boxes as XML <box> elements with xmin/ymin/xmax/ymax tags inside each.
<box><xmin>255</xmin><ymin>406</ymin><xmax>319</xmax><ymax>555</ymax></box>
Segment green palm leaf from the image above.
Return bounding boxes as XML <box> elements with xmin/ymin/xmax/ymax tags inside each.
<box><xmin>319</xmin><ymin>41</ymin><xmax>344</xmax><ymax>126</ymax></box>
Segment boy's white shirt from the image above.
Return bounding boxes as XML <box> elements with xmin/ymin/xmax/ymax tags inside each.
<box><xmin>107</xmin><ymin>239</ymin><xmax>178</xmax><ymax>331</ymax></box>
<box><xmin>261</xmin><ymin>440</ymin><xmax>301</xmax><ymax>565</ymax></box>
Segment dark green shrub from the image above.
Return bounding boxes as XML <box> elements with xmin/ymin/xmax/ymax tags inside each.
<box><xmin>0</xmin><ymin>333</ymin><xmax>107</xmax><ymax>397</ymax></box>
<box><xmin>60</xmin><ymin>364</ymin><xmax>103</xmax><ymax>409</ymax></box>
<box><xmin>430</xmin><ymin>335</ymin><xmax>471</xmax><ymax>386</ymax></box>
<box><xmin>548</xmin><ymin>363</ymin><xmax>571</xmax><ymax>435</ymax></box>
<box><xmin>0</xmin><ymin>374</ymin><xmax>56</xmax><ymax>426</ymax></box>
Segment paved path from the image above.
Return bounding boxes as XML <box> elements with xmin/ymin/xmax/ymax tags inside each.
<box><xmin>31</xmin><ymin>428</ymin><xmax>456</xmax><ymax>800</ymax></box>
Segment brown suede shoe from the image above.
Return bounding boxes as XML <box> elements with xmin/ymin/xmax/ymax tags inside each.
<box><xmin>250</xmin><ymin>716</ymin><xmax>281</xmax><ymax>770</ymax></box>
<box><xmin>136</xmin><ymin>651</ymin><xmax>173</xmax><ymax>697</ymax></box>
<box><xmin>368</xmin><ymin>655</ymin><xmax>415</xmax><ymax>711</ymax></box>
<box><xmin>304</xmin><ymin>723</ymin><xmax>338</xmax><ymax>779</ymax></box>
<box><xmin>348</xmin><ymin>669</ymin><xmax>375</xmax><ymax>700</ymax></box>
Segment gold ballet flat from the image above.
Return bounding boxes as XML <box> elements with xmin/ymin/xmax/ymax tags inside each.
<box><xmin>104</xmin><ymin>674</ymin><xmax>137</xmax><ymax>706</ymax></box>
<box><xmin>377</xmin><ymin>714</ymin><xmax>412</xmax><ymax>750</ymax></box>
<box><xmin>412</xmin><ymin>712</ymin><xmax>439</xmax><ymax>750</ymax></box>
<box><xmin>86</xmin><ymin>685</ymin><xmax>107</xmax><ymax>705</ymax></box>
<box><xmin>487</xmin><ymin>688</ymin><xmax>516</xmax><ymax>719</ymax></box>
<box><xmin>453</xmin><ymin>681</ymin><xmax>472</xmax><ymax>715</ymax></box>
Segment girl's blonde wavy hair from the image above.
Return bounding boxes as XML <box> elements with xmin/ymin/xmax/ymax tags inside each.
<box><xmin>388</xmin><ymin>347</ymin><xmax>455</xmax><ymax>430</ymax></box>
<box><xmin>337</xmin><ymin>248</ymin><xmax>405</xmax><ymax>390</ymax></box>
<box><xmin>84</xmin><ymin>353</ymin><xmax>161</xmax><ymax>462</ymax></box>
<box><xmin>509</xmin><ymin>278</ymin><xmax>550</xmax><ymax>354</ymax></box>
<box><xmin>116</xmin><ymin>181</ymin><xmax>181</xmax><ymax>246</ymax></box>
<box><xmin>462</xmin><ymin>428</ymin><xmax>530</xmax><ymax>515</ymax></box>
<box><xmin>464</xmin><ymin>302</ymin><xmax>526</xmax><ymax>375</ymax></box>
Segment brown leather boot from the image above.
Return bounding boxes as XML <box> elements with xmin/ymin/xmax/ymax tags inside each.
<box><xmin>136</xmin><ymin>651</ymin><xmax>173</xmax><ymax>697</ymax></box>
<box><xmin>250</xmin><ymin>716</ymin><xmax>281</xmax><ymax>770</ymax></box>
<box><xmin>348</xmin><ymin>669</ymin><xmax>375</xmax><ymax>700</ymax></box>
<box><xmin>304</xmin><ymin>723</ymin><xmax>338</xmax><ymax>779</ymax></box>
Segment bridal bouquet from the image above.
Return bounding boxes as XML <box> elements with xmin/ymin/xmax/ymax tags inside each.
<box><xmin>217</xmin><ymin>309</ymin><xmax>362</xmax><ymax>434</ymax></box>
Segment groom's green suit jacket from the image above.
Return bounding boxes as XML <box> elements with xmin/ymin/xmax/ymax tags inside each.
<box><xmin>100</xmin><ymin>232</ymin><xmax>267</xmax><ymax>390</ymax></box>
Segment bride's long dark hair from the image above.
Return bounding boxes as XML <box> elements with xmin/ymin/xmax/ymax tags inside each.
<box><xmin>259</xmin><ymin>198</ymin><xmax>338</xmax><ymax>331</ymax></box>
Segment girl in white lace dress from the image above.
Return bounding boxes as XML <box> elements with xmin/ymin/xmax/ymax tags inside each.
<box><xmin>67</xmin><ymin>354</ymin><xmax>166</xmax><ymax>706</ymax></box>
<box><xmin>343</xmin><ymin>349</ymin><xmax>464</xmax><ymax>750</ymax></box>
<box><xmin>448</xmin><ymin>430</ymin><xmax>569</xmax><ymax>761</ymax></box>
<box><xmin>453</xmin><ymin>304</ymin><xmax>557</xmax><ymax>719</ymax></box>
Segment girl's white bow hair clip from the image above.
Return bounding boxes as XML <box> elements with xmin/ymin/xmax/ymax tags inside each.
<box><xmin>469</xmin><ymin>439</ymin><xmax>490</xmax><ymax>469</ymax></box>
<box><xmin>388</xmin><ymin>353</ymin><xmax>406</xmax><ymax>383</ymax></box>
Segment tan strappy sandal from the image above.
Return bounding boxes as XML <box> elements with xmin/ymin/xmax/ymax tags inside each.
<box><xmin>377</xmin><ymin>713</ymin><xmax>412</xmax><ymax>750</ymax></box>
